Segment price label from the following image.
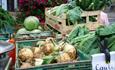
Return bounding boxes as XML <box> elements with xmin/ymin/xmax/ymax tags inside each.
<box><xmin>92</xmin><ymin>52</ymin><xmax>115</xmax><ymax>70</ymax></box>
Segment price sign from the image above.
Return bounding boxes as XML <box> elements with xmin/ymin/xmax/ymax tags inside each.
<box><xmin>92</xmin><ymin>52</ymin><xmax>115</xmax><ymax>70</ymax></box>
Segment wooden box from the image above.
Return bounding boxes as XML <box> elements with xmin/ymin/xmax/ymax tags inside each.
<box><xmin>45</xmin><ymin>8</ymin><xmax>103</xmax><ymax>34</ymax></box>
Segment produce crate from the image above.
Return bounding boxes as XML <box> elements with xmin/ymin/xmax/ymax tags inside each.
<box><xmin>15</xmin><ymin>39</ymin><xmax>92</xmax><ymax>70</ymax></box>
<box><xmin>15</xmin><ymin>31</ymin><xmax>56</xmax><ymax>41</ymax></box>
<box><xmin>45</xmin><ymin>8</ymin><xmax>103</xmax><ymax>34</ymax></box>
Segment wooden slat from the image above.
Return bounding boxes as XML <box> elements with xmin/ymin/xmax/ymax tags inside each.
<box><xmin>45</xmin><ymin>11</ymin><xmax>66</xmax><ymax>22</ymax></box>
<box><xmin>82</xmin><ymin>11</ymin><xmax>101</xmax><ymax>16</ymax></box>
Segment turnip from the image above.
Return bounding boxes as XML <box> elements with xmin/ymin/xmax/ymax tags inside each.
<box><xmin>20</xmin><ymin>62</ymin><xmax>32</xmax><ymax>69</ymax></box>
<box><xmin>19</xmin><ymin>48</ymin><xmax>33</xmax><ymax>62</ymax></box>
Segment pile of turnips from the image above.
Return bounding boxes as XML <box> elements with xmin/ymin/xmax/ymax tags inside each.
<box><xmin>18</xmin><ymin>37</ymin><xmax>77</xmax><ymax>68</ymax></box>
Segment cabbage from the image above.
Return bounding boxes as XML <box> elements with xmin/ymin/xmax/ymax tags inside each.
<box><xmin>16</xmin><ymin>28</ymin><xmax>30</xmax><ymax>34</ymax></box>
<box><xmin>24</xmin><ymin>16</ymin><xmax>40</xmax><ymax>31</ymax></box>
<box><xmin>30</xmin><ymin>29</ymin><xmax>41</xmax><ymax>34</ymax></box>
<box><xmin>16</xmin><ymin>28</ymin><xmax>30</xmax><ymax>38</ymax></box>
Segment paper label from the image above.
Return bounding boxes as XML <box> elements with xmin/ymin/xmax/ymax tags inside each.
<box><xmin>92</xmin><ymin>52</ymin><xmax>115</xmax><ymax>70</ymax></box>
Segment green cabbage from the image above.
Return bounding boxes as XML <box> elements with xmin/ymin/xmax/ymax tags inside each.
<box><xmin>24</xmin><ymin>16</ymin><xmax>40</xmax><ymax>31</ymax></box>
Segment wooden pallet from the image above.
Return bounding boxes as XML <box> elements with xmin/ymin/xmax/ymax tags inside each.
<box><xmin>45</xmin><ymin>8</ymin><xmax>103</xmax><ymax>34</ymax></box>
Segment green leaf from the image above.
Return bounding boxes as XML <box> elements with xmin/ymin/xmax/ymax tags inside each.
<box><xmin>89</xmin><ymin>48</ymin><xmax>100</xmax><ymax>56</ymax></box>
<box><xmin>43</xmin><ymin>55</ymin><xmax>54</xmax><ymax>64</ymax></box>
<box><xmin>68</xmin><ymin>25</ymin><xmax>89</xmax><ymax>43</ymax></box>
<box><xmin>77</xmin><ymin>49</ymin><xmax>90</xmax><ymax>60</ymax></box>
<box><xmin>67</xmin><ymin>7</ymin><xmax>83</xmax><ymax>24</ymax></box>
<box><xmin>68</xmin><ymin>26</ymin><xmax>80</xmax><ymax>41</ymax></box>
<box><xmin>0</xmin><ymin>7</ymin><xmax>15</xmax><ymax>32</ymax></box>
<box><xmin>79</xmin><ymin>34</ymin><xmax>97</xmax><ymax>54</ymax></box>
<box><xmin>56</xmin><ymin>4</ymin><xmax>69</xmax><ymax>16</ymax></box>
<box><xmin>108</xmin><ymin>35</ymin><xmax>115</xmax><ymax>51</ymax></box>
<box><xmin>96</xmin><ymin>24</ymin><xmax>115</xmax><ymax>36</ymax></box>
<box><xmin>70</xmin><ymin>33</ymin><xmax>90</xmax><ymax>45</ymax></box>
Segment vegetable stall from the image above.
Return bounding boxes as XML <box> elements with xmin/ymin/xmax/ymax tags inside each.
<box><xmin>0</xmin><ymin>0</ymin><xmax>115</xmax><ymax>70</ymax></box>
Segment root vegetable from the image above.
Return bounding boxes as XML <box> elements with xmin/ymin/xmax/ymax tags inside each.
<box><xmin>20</xmin><ymin>62</ymin><xmax>32</xmax><ymax>69</ymax></box>
<box><xmin>57</xmin><ymin>52</ymin><xmax>71</xmax><ymax>63</ymax></box>
<box><xmin>58</xmin><ymin>41</ymin><xmax>65</xmax><ymax>51</ymax></box>
<box><xmin>64</xmin><ymin>43</ymin><xmax>76</xmax><ymax>60</ymax></box>
<box><xmin>34</xmin><ymin>59</ymin><xmax>43</xmax><ymax>66</ymax></box>
<box><xmin>19</xmin><ymin>48</ymin><xmax>33</xmax><ymax>62</ymax></box>
<box><xmin>36</xmin><ymin>41</ymin><xmax>45</xmax><ymax>46</ymax></box>
<box><xmin>32</xmin><ymin>47</ymin><xmax>44</xmax><ymax>58</ymax></box>
<box><xmin>45</xmin><ymin>37</ymin><xmax>54</xmax><ymax>43</ymax></box>
<box><xmin>41</xmin><ymin>43</ymin><xmax>54</xmax><ymax>55</ymax></box>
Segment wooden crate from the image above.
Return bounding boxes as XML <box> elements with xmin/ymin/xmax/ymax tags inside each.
<box><xmin>80</xmin><ymin>11</ymin><xmax>103</xmax><ymax>30</ymax></box>
<box><xmin>45</xmin><ymin>8</ymin><xmax>103</xmax><ymax>34</ymax></box>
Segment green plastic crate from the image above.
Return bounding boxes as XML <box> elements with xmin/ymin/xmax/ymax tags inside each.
<box><xmin>16</xmin><ymin>60</ymin><xmax>91</xmax><ymax>70</ymax></box>
<box><xmin>15</xmin><ymin>31</ymin><xmax>55</xmax><ymax>41</ymax></box>
<box><xmin>15</xmin><ymin>39</ymin><xmax>92</xmax><ymax>70</ymax></box>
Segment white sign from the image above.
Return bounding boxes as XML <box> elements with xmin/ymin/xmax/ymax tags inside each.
<box><xmin>92</xmin><ymin>52</ymin><xmax>115</xmax><ymax>70</ymax></box>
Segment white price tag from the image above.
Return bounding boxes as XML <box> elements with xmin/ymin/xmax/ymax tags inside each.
<box><xmin>92</xmin><ymin>52</ymin><xmax>115</xmax><ymax>70</ymax></box>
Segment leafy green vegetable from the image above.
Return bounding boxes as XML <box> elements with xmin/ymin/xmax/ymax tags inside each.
<box><xmin>108</xmin><ymin>35</ymin><xmax>115</xmax><ymax>51</ymax></box>
<box><xmin>75</xmin><ymin>0</ymin><xmax>112</xmax><ymax>11</ymax></box>
<box><xmin>68</xmin><ymin>22</ymin><xmax>115</xmax><ymax>60</ymax></box>
<box><xmin>67</xmin><ymin>25</ymin><xmax>100</xmax><ymax>60</ymax></box>
<box><xmin>96</xmin><ymin>24</ymin><xmax>115</xmax><ymax>36</ymax></box>
<box><xmin>70</xmin><ymin>33</ymin><xmax>100</xmax><ymax>60</ymax></box>
<box><xmin>68</xmin><ymin>25</ymin><xmax>89</xmax><ymax>42</ymax></box>
<box><xmin>68</xmin><ymin>0</ymin><xmax>77</xmax><ymax>9</ymax></box>
<box><xmin>49</xmin><ymin>2</ymin><xmax>83</xmax><ymax>25</ymax></box>
<box><xmin>43</xmin><ymin>55</ymin><xmax>55</xmax><ymax>64</ymax></box>
<box><xmin>77</xmin><ymin>49</ymin><xmax>89</xmax><ymax>60</ymax></box>
<box><xmin>68</xmin><ymin>26</ymin><xmax>80</xmax><ymax>41</ymax></box>
<box><xmin>89</xmin><ymin>48</ymin><xmax>100</xmax><ymax>56</ymax></box>
<box><xmin>56</xmin><ymin>4</ymin><xmax>69</xmax><ymax>16</ymax></box>
<box><xmin>78</xmin><ymin>34</ymin><xmax>96</xmax><ymax>53</ymax></box>
<box><xmin>0</xmin><ymin>7</ymin><xmax>15</xmax><ymax>33</ymax></box>
<box><xmin>67</xmin><ymin>7</ymin><xmax>83</xmax><ymax>24</ymax></box>
<box><xmin>95</xmin><ymin>23</ymin><xmax>115</xmax><ymax>51</ymax></box>
<box><xmin>109</xmin><ymin>43</ymin><xmax>115</xmax><ymax>51</ymax></box>
<box><xmin>70</xmin><ymin>33</ymin><xmax>91</xmax><ymax>44</ymax></box>
<box><xmin>24</xmin><ymin>16</ymin><xmax>40</xmax><ymax>31</ymax></box>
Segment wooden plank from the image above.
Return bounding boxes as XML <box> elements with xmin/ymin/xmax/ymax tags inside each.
<box><xmin>81</xmin><ymin>11</ymin><xmax>101</xmax><ymax>16</ymax></box>
<box><xmin>45</xmin><ymin>8</ymin><xmax>66</xmax><ymax>22</ymax></box>
<box><xmin>45</xmin><ymin>12</ymin><xmax>65</xmax><ymax>22</ymax></box>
